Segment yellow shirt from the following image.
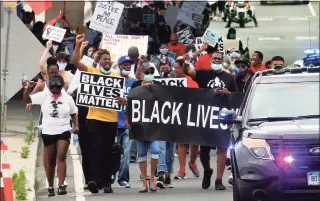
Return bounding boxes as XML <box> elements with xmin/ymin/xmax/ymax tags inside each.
<box><xmin>86</xmin><ymin>66</ymin><xmax>119</xmax><ymax>122</ymax></box>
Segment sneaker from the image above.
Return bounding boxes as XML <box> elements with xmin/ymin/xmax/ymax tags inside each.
<box><xmin>57</xmin><ymin>180</ymin><xmax>68</xmax><ymax>187</ymax></box>
<box><xmin>174</xmin><ymin>171</ymin><xmax>186</xmax><ymax>180</ymax></box>
<box><xmin>111</xmin><ymin>175</ymin><xmax>116</xmax><ymax>184</ymax></box>
<box><xmin>188</xmin><ymin>162</ymin><xmax>200</xmax><ymax>177</ymax></box>
<box><xmin>88</xmin><ymin>180</ymin><xmax>99</xmax><ymax>194</ymax></box>
<box><xmin>103</xmin><ymin>185</ymin><xmax>113</xmax><ymax>193</ymax></box>
<box><xmin>156</xmin><ymin>176</ymin><xmax>165</xmax><ymax>189</ymax></box>
<box><xmin>84</xmin><ymin>185</ymin><xmax>89</xmax><ymax>190</ymax></box>
<box><xmin>228</xmin><ymin>175</ymin><xmax>233</xmax><ymax>185</ymax></box>
<box><xmin>165</xmin><ymin>176</ymin><xmax>174</xmax><ymax>188</ymax></box>
<box><xmin>139</xmin><ymin>174</ymin><xmax>150</xmax><ymax>180</ymax></box>
<box><xmin>215</xmin><ymin>179</ymin><xmax>226</xmax><ymax>190</ymax></box>
<box><xmin>118</xmin><ymin>181</ymin><xmax>131</xmax><ymax>188</ymax></box>
<box><xmin>174</xmin><ymin>153</ymin><xmax>178</xmax><ymax>157</ymax></box>
<box><xmin>57</xmin><ymin>185</ymin><xmax>67</xmax><ymax>195</ymax></box>
<box><xmin>48</xmin><ymin>187</ymin><xmax>55</xmax><ymax>197</ymax></box>
<box><xmin>202</xmin><ymin>168</ymin><xmax>213</xmax><ymax>189</ymax></box>
<box><xmin>227</xmin><ymin>165</ymin><xmax>232</xmax><ymax>170</ymax></box>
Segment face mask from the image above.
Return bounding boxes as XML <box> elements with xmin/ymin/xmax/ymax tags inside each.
<box><xmin>121</xmin><ymin>69</ymin><xmax>130</xmax><ymax>76</ymax></box>
<box><xmin>238</xmin><ymin>70</ymin><xmax>248</xmax><ymax>78</ymax></box>
<box><xmin>211</xmin><ymin>63</ymin><xmax>223</xmax><ymax>71</ymax></box>
<box><xmin>58</xmin><ymin>63</ymin><xmax>67</xmax><ymax>70</ymax></box>
<box><xmin>160</xmin><ymin>48</ymin><xmax>169</xmax><ymax>55</ymax></box>
<box><xmin>87</xmin><ymin>51</ymin><xmax>93</xmax><ymax>57</ymax></box>
<box><xmin>100</xmin><ymin>66</ymin><xmax>111</xmax><ymax>74</ymax></box>
<box><xmin>144</xmin><ymin>74</ymin><xmax>154</xmax><ymax>82</ymax></box>
<box><xmin>158</xmin><ymin>22</ymin><xmax>165</xmax><ymax>26</ymax></box>
<box><xmin>160</xmin><ymin>70</ymin><xmax>171</xmax><ymax>78</ymax></box>
<box><xmin>229</xmin><ymin>34</ymin><xmax>236</xmax><ymax>39</ymax></box>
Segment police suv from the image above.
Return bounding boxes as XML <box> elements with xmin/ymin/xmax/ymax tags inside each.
<box><xmin>219</xmin><ymin>66</ymin><xmax>320</xmax><ymax>201</ymax></box>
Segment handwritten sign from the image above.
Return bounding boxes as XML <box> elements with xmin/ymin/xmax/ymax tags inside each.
<box><xmin>101</xmin><ymin>34</ymin><xmax>148</xmax><ymax>62</ymax></box>
<box><xmin>201</xmin><ymin>29</ymin><xmax>218</xmax><ymax>47</ymax></box>
<box><xmin>177</xmin><ymin>27</ymin><xmax>194</xmax><ymax>45</ymax></box>
<box><xmin>81</xmin><ymin>55</ymin><xmax>94</xmax><ymax>66</ymax></box>
<box><xmin>143</xmin><ymin>14</ymin><xmax>155</xmax><ymax>24</ymax></box>
<box><xmin>90</xmin><ymin>1</ymin><xmax>124</xmax><ymax>34</ymax></box>
<box><xmin>195</xmin><ymin>37</ymin><xmax>203</xmax><ymax>51</ymax></box>
<box><xmin>42</xmin><ymin>25</ymin><xmax>66</xmax><ymax>43</ymax></box>
<box><xmin>176</xmin><ymin>2</ymin><xmax>207</xmax><ymax>28</ymax></box>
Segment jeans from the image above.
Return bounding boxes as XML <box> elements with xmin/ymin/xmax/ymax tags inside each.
<box><xmin>136</xmin><ymin>141</ymin><xmax>161</xmax><ymax>162</ymax></box>
<box><xmin>130</xmin><ymin>140</ymin><xmax>137</xmax><ymax>159</ymax></box>
<box><xmin>157</xmin><ymin>141</ymin><xmax>175</xmax><ymax>175</ymax></box>
<box><xmin>117</xmin><ymin>128</ymin><xmax>134</xmax><ymax>182</ymax></box>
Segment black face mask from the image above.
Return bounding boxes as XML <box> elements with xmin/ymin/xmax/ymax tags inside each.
<box><xmin>160</xmin><ymin>70</ymin><xmax>171</xmax><ymax>78</ymax></box>
<box><xmin>238</xmin><ymin>70</ymin><xmax>248</xmax><ymax>79</ymax></box>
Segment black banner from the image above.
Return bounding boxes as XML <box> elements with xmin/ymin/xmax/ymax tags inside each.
<box><xmin>76</xmin><ymin>72</ymin><xmax>125</xmax><ymax>111</ymax></box>
<box><xmin>127</xmin><ymin>85</ymin><xmax>244</xmax><ymax>147</ymax></box>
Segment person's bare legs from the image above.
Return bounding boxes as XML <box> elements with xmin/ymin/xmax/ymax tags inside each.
<box><xmin>56</xmin><ymin>140</ymin><xmax>70</xmax><ymax>186</ymax></box>
<box><xmin>44</xmin><ymin>144</ymin><xmax>57</xmax><ymax>188</ymax></box>
<box><xmin>139</xmin><ymin>161</ymin><xmax>147</xmax><ymax>190</ymax></box>
<box><xmin>190</xmin><ymin>145</ymin><xmax>199</xmax><ymax>165</ymax></box>
<box><xmin>177</xmin><ymin>144</ymin><xmax>187</xmax><ymax>172</ymax></box>
<box><xmin>149</xmin><ymin>159</ymin><xmax>158</xmax><ymax>189</ymax></box>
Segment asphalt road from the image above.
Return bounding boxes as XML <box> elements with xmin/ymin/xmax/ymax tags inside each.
<box><xmin>209</xmin><ymin>1</ymin><xmax>319</xmax><ymax>65</ymax></box>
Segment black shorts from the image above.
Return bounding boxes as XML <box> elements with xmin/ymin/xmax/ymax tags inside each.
<box><xmin>42</xmin><ymin>131</ymin><xmax>71</xmax><ymax>147</ymax></box>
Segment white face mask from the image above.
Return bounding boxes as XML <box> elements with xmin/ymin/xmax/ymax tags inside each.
<box><xmin>87</xmin><ymin>51</ymin><xmax>93</xmax><ymax>57</ymax></box>
<box><xmin>211</xmin><ymin>63</ymin><xmax>223</xmax><ymax>71</ymax></box>
<box><xmin>100</xmin><ymin>66</ymin><xmax>111</xmax><ymax>74</ymax></box>
<box><xmin>121</xmin><ymin>69</ymin><xmax>130</xmax><ymax>76</ymax></box>
<box><xmin>160</xmin><ymin>48</ymin><xmax>169</xmax><ymax>55</ymax></box>
<box><xmin>58</xmin><ymin>63</ymin><xmax>67</xmax><ymax>70</ymax></box>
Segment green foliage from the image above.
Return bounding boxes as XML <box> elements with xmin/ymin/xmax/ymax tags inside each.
<box><xmin>34</xmin><ymin>175</ymin><xmax>42</xmax><ymax>190</ymax></box>
<box><xmin>24</xmin><ymin>120</ymin><xmax>35</xmax><ymax>145</ymax></box>
<box><xmin>20</xmin><ymin>146</ymin><xmax>29</xmax><ymax>159</ymax></box>
<box><xmin>12</xmin><ymin>169</ymin><xmax>27</xmax><ymax>200</ymax></box>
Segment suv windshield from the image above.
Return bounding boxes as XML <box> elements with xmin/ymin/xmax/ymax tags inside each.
<box><xmin>248</xmin><ymin>82</ymin><xmax>319</xmax><ymax>119</ymax></box>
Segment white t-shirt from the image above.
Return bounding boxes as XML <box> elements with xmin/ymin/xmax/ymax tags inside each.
<box><xmin>30</xmin><ymin>91</ymin><xmax>78</xmax><ymax>135</ymax></box>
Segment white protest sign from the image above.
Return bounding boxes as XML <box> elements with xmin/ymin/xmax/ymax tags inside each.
<box><xmin>176</xmin><ymin>27</ymin><xmax>194</xmax><ymax>44</ymax></box>
<box><xmin>201</xmin><ymin>29</ymin><xmax>219</xmax><ymax>47</ymax></box>
<box><xmin>224</xmin><ymin>39</ymin><xmax>240</xmax><ymax>53</ymax></box>
<box><xmin>81</xmin><ymin>55</ymin><xmax>94</xmax><ymax>66</ymax></box>
<box><xmin>42</xmin><ymin>25</ymin><xmax>66</xmax><ymax>43</ymax></box>
<box><xmin>217</xmin><ymin>37</ymin><xmax>224</xmax><ymax>53</ymax></box>
<box><xmin>155</xmin><ymin>78</ymin><xmax>187</xmax><ymax>87</ymax></box>
<box><xmin>195</xmin><ymin>37</ymin><xmax>203</xmax><ymax>51</ymax></box>
<box><xmin>165</xmin><ymin>6</ymin><xmax>180</xmax><ymax>29</ymax></box>
<box><xmin>101</xmin><ymin>34</ymin><xmax>148</xmax><ymax>62</ymax></box>
<box><xmin>176</xmin><ymin>1</ymin><xmax>207</xmax><ymax>28</ymax></box>
<box><xmin>89</xmin><ymin>1</ymin><xmax>124</xmax><ymax>34</ymax></box>
<box><xmin>76</xmin><ymin>72</ymin><xmax>125</xmax><ymax>111</ymax></box>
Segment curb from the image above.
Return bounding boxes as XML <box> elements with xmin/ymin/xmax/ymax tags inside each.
<box><xmin>26</xmin><ymin>138</ymin><xmax>40</xmax><ymax>201</ymax></box>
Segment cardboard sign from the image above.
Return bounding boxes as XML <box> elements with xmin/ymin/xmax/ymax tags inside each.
<box><xmin>224</xmin><ymin>39</ymin><xmax>240</xmax><ymax>52</ymax></box>
<box><xmin>177</xmin><ymin>27</ymin><xmax>194</xmax><ymax>45</ymax></box>
<box><xmin>101</xmin><ymin>34</ymin><xmax>148</xmax><ymax>63</ymax></box>
<box><xmin>176</xmin><ymin>2</ymin><xmax>207</xmax><ymax>28</ymax></box>
<box><xmin>81</xmin><ymin>55</ymin><xmax>94</xmax><ymax>67</ymax></box>
<box><xmin>42</xmin><ymin>25</ymin><xmax>66</xmax><ymax>43</ymax></box>
<box><xmin>89</xmin><ymin>1</ymin><xmax>124</xmax><ymax>34</ymax></box>
<box><xmin>76</xmin><ymin>72</ymin><xmax>125</xmax><ymax>111</ymax></box>
<box><xmin>143</xmin><ymin>14</ymin><xmax>155</xmax><ymax>24</ymax></box>
<box><xmin>201</xmin><ymin>29</ymin><xmax>218</xmax><ymax>47</ymax></box>
<box><xmin>192</xmin><ymin>13</ymin><xmax>204</xmax><ymax>26</ymax></box>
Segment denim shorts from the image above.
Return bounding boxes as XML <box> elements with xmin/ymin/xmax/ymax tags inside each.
<box><xmin>136</xmin><ymin>141</ymin><xmax>161</xmax><ymax>162</ymax></box>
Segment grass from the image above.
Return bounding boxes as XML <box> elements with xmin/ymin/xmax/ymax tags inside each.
<box><xmin>12</xmin><ymin>169</ymin><xmax>27</xmax><ymax>201</ymax></box>
<box><xmin>34</xmin><ymin>175</ymin><xmax>42</xmax><ymax>190</ymax></box>
<box><xmin>20</xmin><ymin>146</ymin><xmax>30</xmax><ymax>159</ymax></box>
<box><xmin>24</xmin><ymin>120</ymin><xmax>35</xmax><ymax>145</ymax></box>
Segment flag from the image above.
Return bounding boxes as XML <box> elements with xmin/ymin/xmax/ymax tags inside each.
<box><xmin>26</xmin><ymin>1</ymin><xmax>52</xmax><ymax>15</ymax></box>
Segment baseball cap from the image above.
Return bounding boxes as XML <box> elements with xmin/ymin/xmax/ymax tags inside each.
<box><xmin>235</xmin><ymin>58</ymin><xmax>250</xmax><ymax>67</ymax></box>
<box><xmin>142</xmin><ymin>62</ymin><xmax>156</xmax><ymax>71</ymax></box>
<box><xmin>118</xmin><ymin>56</ymin><xmax>134</xmax><ymax>65</ymax></box>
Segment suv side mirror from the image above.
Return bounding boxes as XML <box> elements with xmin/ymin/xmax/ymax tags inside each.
<box><xmin>219</xmin><ymin>108</ymin><xmax>242</xmax><ymax>124</ymax></box>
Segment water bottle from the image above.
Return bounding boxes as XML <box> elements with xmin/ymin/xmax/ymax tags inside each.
<box><xmin>73</xmin><ymin>134</ymin><xmax>79</xmax><ymax>147</ymax></box>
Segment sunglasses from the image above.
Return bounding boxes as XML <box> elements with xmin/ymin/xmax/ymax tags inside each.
<box><xmin>144</xmin><ymin>69</ymin><xmax>155</xmax><ymax>75</ymax></box>
<box><xmin>237</xmin><ymin>64</ymin><xmax>248</xmax><ymax>68</ymax></box>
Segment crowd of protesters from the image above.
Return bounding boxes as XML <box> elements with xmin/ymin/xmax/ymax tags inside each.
<box><xmin>21</xmin><ymin>0</ymin><xmax>289</xmax><ymax>197</ymax></box>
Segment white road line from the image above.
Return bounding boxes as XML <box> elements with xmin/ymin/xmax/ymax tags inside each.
<box><xmin>295</xmin><ymin>36</ymin><xmax>317</xmax><ymax>40</ymax></box>
<box><xmin>258</xmin><ymin>37</ymin><xmax>281</xmax><ymax>41</ymax></box>
<box><xmin>257</xmin><ymin>17</ymin><xmax>273</xmax><ymax>21</ymax></box>
<box><xmin>288</xmin><ymin>17</ymin><xmax>308</xmax><ymax>20</ymax></box>
<box><xmin>69</xmin><ymin>135</ymin><xmax>86</xmax><ymax>201</ymax></box>
<box><xmin>308</xmin><ymin>2</ymin><xmax>317</xmax><ymax>17</ymax></box>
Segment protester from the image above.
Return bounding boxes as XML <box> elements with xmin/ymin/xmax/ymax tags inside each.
<box><xmin>250</xmin><ymin>51</ymin><xmax>267</xmax><ymax>73</ymax></box>
<box><xmin>226</xmin><ymin>28</ymin><xmax>245</xmax><ymax>54</ymax></box>
<box><xmin>173</xmin><ymin>57</ymin><xmax>200</xmax><ymax>180</ymax></box>
<box><xmin>23</xmin><ymin>73</ymin><xmax>78</xmax><ymax>196</ymax></box>
<box><xmin>265</xmin><ymin>60</ymin><xmax>272</xmax><ymax>69</ymax></box>
<box><xmin>73</xmin><ymin>34</ymin><xmax>125</xmax><ymax>194</ymax></box>
<box><xmin>168</xmin><ymin>33</ymin><xmax>186</xmax><ymax>57</ymax></box>
<box><xmin>235</xmin><ymin>58</ymin><xmax>253</xmax><ymax>92</ymax></box>
<box><xmin>150</xmin><ymin>43</ymin><xmax>175</xmax><ymax>70</ymax></box>
<box><xmin>271</xmin><ymin>56</ymin><xmax>285</xmax><ymax>68</ymax></box>
<box><xmin>126</xmin><ymin>62</ymin><xmax>161</xmax><ymax>193</ymax></box>
<box><xmin>117</xmin><ymin>56</ymin><xmax>136</xmax><ymax>188</ymax></box>
<box><xmin>194</xmin><ymin>45</ymin><xmax>216</xmax><ymax>70</ymax></box>
<box><xmin>189</xmin><ymin>51</ymin><xmax>238</xmax><ymax>190</ymax></box>
<box><xmin>156</xmin><ymin>15</ymin><xmax>171</xmax><ymax>44</ymax></box>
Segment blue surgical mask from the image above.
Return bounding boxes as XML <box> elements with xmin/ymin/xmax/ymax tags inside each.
<box><xmin>121</xmin><ymin>69</ymin><xmax>130</xmax><ymax>76</ymax></box>
<box><xmin>58</xmin><ymin>63</ymin><xmax>67</xmax><ymax>71</ymax></box>
<box><xmin>100</xmin><ymin>66</ymin><xmax>111</xmax><ymax>74</ymax></box>
<box><xmin>143</xmin><ymin>74</ymin><xmax>154</xmax><ymax>82</ymax></box>
<box><xmin>211</xmin><ymin>64</ymin><xmax>223</xmax><ymax>71</ymax></box>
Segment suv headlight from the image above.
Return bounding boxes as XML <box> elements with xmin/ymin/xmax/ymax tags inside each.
<box><xmin>242</xmin><ymin>137</ymin><xmax>274</xmax><ymax>160</ymax></box>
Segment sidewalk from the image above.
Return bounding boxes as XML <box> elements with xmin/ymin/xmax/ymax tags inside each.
<box><xmin>1</xmin><ymin>100</ymin><xmax>40</xmax><ymax>201</ymax></box>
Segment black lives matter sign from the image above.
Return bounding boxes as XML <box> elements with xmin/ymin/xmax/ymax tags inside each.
<box><xmin>177</xmin><ymin>27</ymin><xmax>195</xmax><ymax>45</ymax></box>
<box><xmin>76</xmin><ymin>72</ymin><xmax>125</xmax><ymax>111</ymax></box>
<box><xmin>89</xmin><ymin>1</ymin><xmax>124</xmax><ymax>34</ymax></box>
<box><xmin>155</xmin><ymin>78</ymin><xmax>187</xmax><ymax>87</ymax></box>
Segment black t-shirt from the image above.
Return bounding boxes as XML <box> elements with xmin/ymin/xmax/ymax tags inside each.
<box><xmin>131</xmin><ymin>80</ymin><xmax>161</xmax><ymax>89</ymax></box>
<box><xmin>236</xmin><ymin>73</ymin><xmax>253</xmax><ymax>92</ymax></box>
<box><xmin>195</xmin><ymin>70</ymin><xmax>239</xmax><ymax>92</ymax></box>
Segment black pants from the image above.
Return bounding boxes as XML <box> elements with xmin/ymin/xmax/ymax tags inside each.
<box><xmin>200</xmin><ymin>146</ymin><xmax>215</xmax><ymax>171</ymax></box>
<box><xmin>87</xmin><ymin>119</ymin><xmax>117</xmax><ymax>186</ymax></box>
<box><xmin>211</xmin><ymin>1</ymin><xmax>226</xmax><ymax>14</ymax></box>
<box><xmin>77</xmin><ymin>105</ymin><xmax>90</xmax><ymax>184</ymax></box>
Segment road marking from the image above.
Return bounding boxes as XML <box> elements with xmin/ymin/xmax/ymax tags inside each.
<box><xmin>288</xmin><ymin>17</ymin><xmax>308</xmax><ymax>20</ymax></box>
<box><xmin>258</xmin><ymin>37</ymin><xmax>281</xmax><ymax>41</ymax></box>
<box><xmin>295</xmin><ymin>36</ymin><xmax>317</xmax><ymax>40</ymax></box>
<box><xmin>257</xmin><ymin>17</ymin><xmax>273</xmax><ymax>21</ymax></box>
<box><xmin>69</xmin><ymin>136</ymin><xmax>86</xmax><ymax>201</ymax></box>
<box><xmin>308</xmin><ymin>2</ymin><xmax>317</xmax><ymax>17</ymax></box>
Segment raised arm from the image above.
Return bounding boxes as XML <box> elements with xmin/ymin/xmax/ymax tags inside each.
<box><xmin>39</xmin><ymin>40</ymin><xmax>53</xmax><ymax>73</ymax></box>
<box><xmin>73</xmin><ymin>34</ymin><xmax>88</xmax><ymax>72</ymax></box>
<box><xmin>23</xmin><ymin>81</ymin><xmax>36</xmax><ymax>104</ymax></box>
